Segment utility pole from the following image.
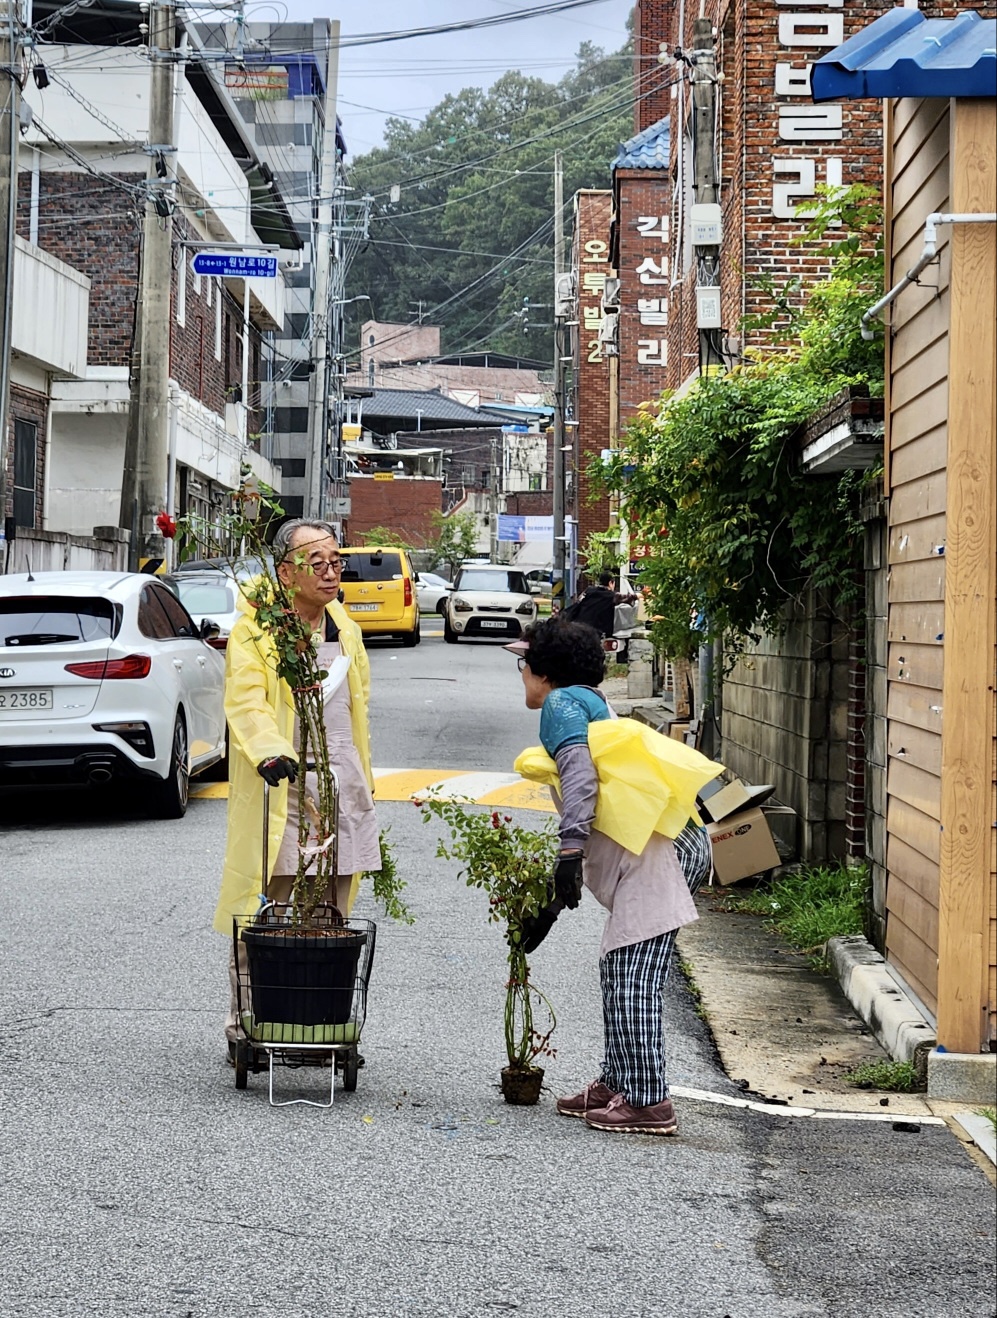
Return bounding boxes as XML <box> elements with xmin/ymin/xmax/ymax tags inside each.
<box><xmin>551</xmin><ymin>149</ymin><xmax>567</xmax><ymax>610</ymax></box>
<box><xmin>0</xmin><ymin>0</ymin><xmax>22</xmax><ymax>545</ymax></box>
<box><xmin>691</xmin><ymin>16</ymin><xmax>723</xmax><ymax>373</ymax></box>
<box><xmin>120</xmin><ymin>0</ymin><xmax>176</xmax><ymax>571</ymax></box>
<box><xmin>488</xmin><ymin>432</ymin><xmax>499</xmax><ymax>564</ymax></box>
<box><xmin>306</xmin><ymin>18</ymin><xmax>340</xmax><ymax>519</ymax></box>
<box><xmin>690</xmin><ymin>14</ymin><xmax>722</xmax><ymax>753</ymax></box>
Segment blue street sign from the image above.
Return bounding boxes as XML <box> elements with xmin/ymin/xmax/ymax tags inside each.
<box><xmin>191</xmin><ymin>251</ymin><xmax>278</xmax><ymax>279</ymax></box>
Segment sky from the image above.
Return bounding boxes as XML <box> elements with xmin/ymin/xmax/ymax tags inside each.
<box><xmin>272</xmin><ymin>0</ymin><xmax>636</xmax><ymax>157</ymax></box>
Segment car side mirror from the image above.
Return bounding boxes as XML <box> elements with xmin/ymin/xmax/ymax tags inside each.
<box><xmin>199</xmin><ymin>618</ymin><xmax>221</xmax><ymax>641</ymax></box>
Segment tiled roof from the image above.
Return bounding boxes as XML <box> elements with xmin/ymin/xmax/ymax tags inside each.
<box><xmin>613</xmin><ymin>118</ymin><xmax>670</xmax><ymax>171</ymax></box>
<box><xmin>360</xmin><ymin>389</ymin><xmax>508</xmax><ymax>426</ymax></box>
<box><xmin>812</xmin><ymin>10</ymin><xmax>996</xmax><ymax>102</ymax></box>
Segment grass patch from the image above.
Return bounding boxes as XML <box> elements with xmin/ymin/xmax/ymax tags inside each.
<box><xmin>844</xmin><ymin>1059</ymin><xmax>919</xmax><ymax>1092</ymax></box>
<box><xmin>977</xmin><ymin>1107</ymin><xmax>997</xmax><ymax>1133</ymax></box>
<box><xmin>604</xmin><ymin>661</ymin><xmax>629</xmax><ymax>680</ymax></box>
<box><xmin>718</xmin><ymin>861</ymin><xmax>869</xmax><ymax>969</ymax></box>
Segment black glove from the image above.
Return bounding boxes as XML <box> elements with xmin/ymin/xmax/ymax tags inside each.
<box><xmin>520</xmin><ymin>899</ymin><xmax>564</xmax><ymax>954</ymax></box>
<box><xmin>257</xmin><ymin>755</ymin><xmax>298</xmax><ymax>787</ymax></box>
<box><xmin>554</xmin><ymin>852</ymin><xmax>584</xmax><ymax>910</ymax></box>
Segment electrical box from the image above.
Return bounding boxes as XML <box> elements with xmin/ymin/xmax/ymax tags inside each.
<box><xmin>554</xmin><ymin>271</ymin><xmax>576</xmax><ymax>319</ymax></box>
<box><xmin>696</xmin><ymin>286</ymin><xmax>723</xmax><ymax>328</ymax></box>
<box><xmin>690</xmin><ymin>203</ymin><xmax>722</xmax><ymax>246</ymax></box>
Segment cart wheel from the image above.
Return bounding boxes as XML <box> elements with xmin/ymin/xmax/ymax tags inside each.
<box><xmin>343</xmin><ymin>1051</ymin><xmax>359</xmax><ymax>1092</ymax></box>
<box><xmin>234</xmin><ymin>1040</ymin><xmax>249</xmax><ymax>1090</ymax></box>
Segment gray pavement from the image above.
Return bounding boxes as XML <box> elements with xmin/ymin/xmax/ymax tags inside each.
<box><xmin>1</xmin><ymin>630</ymin><xmax>994</xmax><ymax>1317</ymax></box>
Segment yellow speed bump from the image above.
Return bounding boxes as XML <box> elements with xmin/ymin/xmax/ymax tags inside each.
<box><xmin>191</xmin><ymin>767</ymin><xmax>556</xmax><ymax>812</ymax></box>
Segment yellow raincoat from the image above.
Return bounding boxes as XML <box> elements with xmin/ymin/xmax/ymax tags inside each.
<box><xmin>514</xmin><ymin>717</ymin><xmax>722</xmax><ymax>857</ymax></box>
<box><xmin>213</xmin><ymin>594</ymin><xmax>372</xmax><ymax>935</ymax></box>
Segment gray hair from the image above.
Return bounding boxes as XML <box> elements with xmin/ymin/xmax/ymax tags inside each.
<box><xmin>272</xmin><ymin>518</ymin><xmax>339</xmax><ymax>563</ymax></box>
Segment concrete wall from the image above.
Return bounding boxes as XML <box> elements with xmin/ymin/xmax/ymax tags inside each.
<box><xmin>12</xmin><ymin>238</ymin><xmax>90</xmax><ymax>378</ymax></box>
<box><xmin>10</xmin><ymin>527</ymin><xmax>129</xmax><ymax>574</ymax></box>
<box><xmin>722</xmin><ymin>597</ymin><xmax>852</xmax><ymax>861</ymax></box>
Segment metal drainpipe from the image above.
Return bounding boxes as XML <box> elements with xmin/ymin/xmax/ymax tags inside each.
<box><xmin>861</xmin><ymin>211</ymin><xmax>997</xmax><ymax>340</ymax></box>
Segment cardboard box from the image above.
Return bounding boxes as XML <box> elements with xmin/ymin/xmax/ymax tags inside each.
<box><xmin>668</xmin><ymin>721</ymin><xmax>691</xmax><ymax>742</ymax></box>
<box><xmin>706</xmin><ymin>806</ymin><xmax>781</xmax><ymax>885</ymax></box>
<box><xmin>698</xmin><ymin>777</ymin><xmax>777</xmax><ymax>823</ymax></box>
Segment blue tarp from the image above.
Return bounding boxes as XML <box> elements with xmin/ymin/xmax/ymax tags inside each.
<box><xmin>811</xmin><ymin>9</ymin><xmax>996</xmax><ymax>102</ymax></box>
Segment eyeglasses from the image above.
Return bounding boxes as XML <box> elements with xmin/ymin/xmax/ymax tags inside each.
<box><xmin>517</xmin><ymin>657</ymin><xmax>528</xmax><ymax>672</ymax></box>
<box><xmin>308</xmin><ymin>558</ymin><xmax>343</xmax><ymax>576</ymax></box>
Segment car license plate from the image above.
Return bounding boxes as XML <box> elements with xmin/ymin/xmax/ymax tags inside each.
<box><xmin>480</xmin><ymin>620</ymin><xmax>506</xmax><ymax>630</ymax></box>
<box><xmin>350</xmin><ymin>604</ymin><xmax>379</xmax><ymax>613</ymax></box>
<box><xmin>0</xmin><ymin>687</ymin><xmax>53</xmax><ymax>711</ymax></box>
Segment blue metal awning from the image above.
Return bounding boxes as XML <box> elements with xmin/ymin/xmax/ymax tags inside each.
<box><xmin>811</xmin><ymin>9</ymin><xmax>996</xmax><ymax>102</ymax></box>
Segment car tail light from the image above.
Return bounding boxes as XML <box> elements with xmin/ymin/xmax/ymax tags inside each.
<box><xmin>403</xmin><ymin>577</ymin><xmax>413</xmax><ymax>608</ymax></box>
<box><xmin>65</xmin><ymin>654</ymin><xmax>152</xmax><ymax>679</ymax></box>
<box><xmin>206</xmin><ymin>635</ymin><xmax>228</xmax><ymax>650</ymax></box>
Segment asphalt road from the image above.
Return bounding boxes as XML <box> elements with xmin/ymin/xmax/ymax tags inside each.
<box><xmin>1</xmin><ymin>628</ymin><xmax>994</xmax><ymax>1318</ymax></box>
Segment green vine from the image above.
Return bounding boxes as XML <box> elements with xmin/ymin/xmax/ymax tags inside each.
<box><xmin>593</xmin><ymin>185</ymin><xmax>884</xmax><ymax>662</ymax></box>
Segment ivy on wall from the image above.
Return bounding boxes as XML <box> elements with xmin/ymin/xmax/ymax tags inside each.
<box><xmin>595</xmin><ymin>187</ymin><xmax>884</xmax><ymax>661</ymax></box>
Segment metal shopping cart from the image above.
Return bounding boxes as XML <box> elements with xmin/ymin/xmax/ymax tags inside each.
<box><xmin>232</xmin><ymin>771</ymin><xmax>376</xmax><ymax>1108</ymax></box>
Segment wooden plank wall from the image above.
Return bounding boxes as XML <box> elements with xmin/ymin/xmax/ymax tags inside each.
<box><xmin>884</xmin><ymin>97</ymin><xmax>952</xmax><ymax>1015</ymax></box>
<box><xmin>936</xmin><ymin>97</ymin><xmax>997</xmax><ymax>1053</ymax></box>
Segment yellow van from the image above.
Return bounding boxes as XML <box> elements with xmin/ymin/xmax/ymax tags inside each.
<box><xmin>338</xmin><ymin>546</ymin><xmax>421</xmax><ymax>647</ymax></box>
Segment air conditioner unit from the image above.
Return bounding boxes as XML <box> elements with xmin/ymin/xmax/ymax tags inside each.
<box><xmin>598</xmin><ymin>312</ymin><xmax>619</xmax><ymax>357</ymax></box>
<box><xmin>554</xmin><ymin>271</ymin><xmax>576</xmax><ymax>318</ymax></box>
<box><xmin>601</xmin><ymin>277</ymin><xmax>621</xmax><ymax>312</ymax></box>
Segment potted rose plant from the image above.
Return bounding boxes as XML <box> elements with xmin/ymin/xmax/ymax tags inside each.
<box><xmin>419</xmin><ymin>797</ymin><xmax>557</xmax><ymax>1104</ymax></box>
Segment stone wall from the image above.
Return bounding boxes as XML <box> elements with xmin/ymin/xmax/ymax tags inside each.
<box><xmin>722</xmin><ymin>596</ymin><xmax>852</xmax><ymax>861</ymax></box>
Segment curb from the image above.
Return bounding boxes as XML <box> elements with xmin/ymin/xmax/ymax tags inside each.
<box><xmin>827</xmin><ymin>935</ymin><xmax>936</xmax><ymax>1065</ymax></box>
<box><xmin>828</xmin><ymin>935</ymin><xmax>997</xmax><ymax>1106</ymax></box>
<box><xmin>950</xmin><ymin>1111</ymin><xmax>997</xmax><ymax>1168</ymax></box>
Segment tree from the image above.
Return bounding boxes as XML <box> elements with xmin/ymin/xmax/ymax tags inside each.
<box><xmin>429</xmin><ymin>509</ymin><xmax>479</xmax><ymax>578</ymax></box>
<box><xmin>344</xmin><ymin>41</ymin><xmax>634</xmax><ymax>361</ymax></box>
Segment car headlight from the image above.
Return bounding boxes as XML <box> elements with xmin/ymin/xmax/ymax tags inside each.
<box><xmin>451</xmin><ymin>596</ymin><xmax>473</xmax><ymax>613</ymax></box>
<box><xmin>515</xmin><ymin>600</ymin><xmax>535</xmax><ymax>616</ymax></box>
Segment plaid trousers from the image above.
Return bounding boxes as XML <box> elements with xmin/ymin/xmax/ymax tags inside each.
<box><xmin>597</xmin><ymin>823</ymin><xmax>712</xmax><ymax>1107</ymax></box>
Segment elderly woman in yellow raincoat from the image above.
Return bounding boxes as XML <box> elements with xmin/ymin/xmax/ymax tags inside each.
<box><xmin>219</xmin><ymin>518</ymin><xmax>378</xmax><ymax>1055</ymax></box>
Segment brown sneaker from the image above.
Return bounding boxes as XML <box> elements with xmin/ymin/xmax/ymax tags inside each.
<box><xmin>583</xmin><ymin>1095</ymin><xmax>679</xmax><ymax>1136</ymax></box>
<box><xmin>555</xmin><ymin>1081</ymin><xmax>618</xmax><ymax>1119</ymax></box>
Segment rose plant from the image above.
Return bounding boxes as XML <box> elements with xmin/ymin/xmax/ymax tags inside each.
<box><xmin>419</xmin><ymin>797</ymin><xmax>558</xmax><ymax>1103</ymax></box>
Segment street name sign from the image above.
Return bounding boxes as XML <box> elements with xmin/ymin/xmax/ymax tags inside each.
<box><xmin>191</xmin><ymin>252</ymin><xmax>278</xmax><ymax>278</ymax></box>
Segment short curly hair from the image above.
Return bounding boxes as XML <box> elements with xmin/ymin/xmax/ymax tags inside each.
<box><xmin>522</xmin><ymin>617</ymin><xmax>605</xmax><ymax>688</ymax></box>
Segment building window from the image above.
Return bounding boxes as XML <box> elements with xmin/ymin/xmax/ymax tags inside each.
<box><xmin>176</xmin><ymin>251</ymin><xmax>186</xmax><ymax>327</ymax></box>
<box><xmin>13</xmin><ymin>418</ymin><xmax>37</xmax><ymax>529</ymax></box>
<box><xmin>529</xmin><ymin>473</ymin><xmax>542</xmax><ymax>492</ymax></box>
<box><xmin>214</xmin><ymin>283</ymin><xmax>222</xmax><ymax>360</ymax></box>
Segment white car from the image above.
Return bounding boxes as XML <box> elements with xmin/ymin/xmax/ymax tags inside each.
<box><xmin>0</xmin><ymin>571</ymin><xmax>226</xmax><ymax>817</ymax></box>
<box><xmin>165</xmin><ymin>572</ymin><xmax>242</xmax><ymax>651</ymax></box>
<box><xmin>442</xmin><ymin>565</ymin><xmax>538</xmax><ymax>643</ymax></box>
<box><xmin>415</xmin><ymin>571</ymin><xmax>452</xmax><ymax>614</ymax></box>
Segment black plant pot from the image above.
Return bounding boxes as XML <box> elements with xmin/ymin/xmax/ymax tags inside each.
<box><xmin>241</xmin><ymin>925</ymin><xmax>367</xmax><ymax>1026</ymax></box>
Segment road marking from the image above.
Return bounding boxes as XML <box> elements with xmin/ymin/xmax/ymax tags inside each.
<box><xmin>191</xmin><ymin>767</ymin><xmax>556</xmax><ymax>811</ymax></box>
<box><xmin>670</xmin><ymin>1085</ymin><xmax>944</xmax><ymax>1124</ymax></box>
